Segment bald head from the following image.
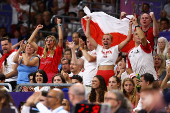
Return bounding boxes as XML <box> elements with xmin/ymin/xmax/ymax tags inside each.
<box><xmin>48</xmin><ymin>88</ymin><xmax>64</xmax><ymax>105</ymax></box>
<box><xmin>69</xmin><ymin>83</ymin><xmax>85</xmax><ymax>97</ymax></box>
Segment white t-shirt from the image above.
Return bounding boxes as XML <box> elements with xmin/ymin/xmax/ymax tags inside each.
<box><xmin>68</xmin><ymin>5</ymin><xmax>79</xmax><ymax>15</ymax></box>
<box><xmin>11</xmin><ymin>3</ymin><xmax>35</xmax><ymax>24</ymax></box>
<box><xmin>67</xmin><ymin>21</ymin><xmax>81</xmax><ymax>36</ymax></box>
<box><xmin>164</xmin><ymin>3</ymin><xmax>170</xmax><ymax>15</ymax></box>
<box><xmin>36</xmin><ymin>102</ymin><xmax>68</xmax><ymax>113</ymax></box>
<box><xmin>96</xmin><ymin>44</ymin><xmax>119</xmax><ymax>67</ymax></box>
<box><xmin>102</xmin><ymin>5</ymin><xmax>114</xmax><ymax>14</ymax></box>
<box><xmin>34</xmin><ymin>86</ymin><xmax>50</xmax><ymax>92</ymax></box>
<box><xmin>69</xmin><ymin>70</ymin><xmax>84</xmax><ymax>78</ymax></box>
<box><xmin>57</xmin><ymin>0</ymin><xmax>65</xmax><ymax>15</ymax></box>
<box><xmin>127</xmin><ymin>43</ymin><xmax>157</xmax><ymax>80</ymax></box>
<box><xmin>166</xmin><ymin>59</ymin><xmax>170</xmax><ymax>66</ymax></box>
<box><xmin>81</xmin><ymin>50</ymin><xmax>97</xmax><ymax>86</ymax></box>
<box><xmin>3</xmin><ymin>52</ymin><xmax>18</xmax><ymax>82</ymax></box>
<box><xmin>121</xmin><ymin>71</ymin><xmax>129</xmax><ymax>83</ymax></box>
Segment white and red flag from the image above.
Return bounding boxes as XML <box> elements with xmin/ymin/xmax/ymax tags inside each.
<box><xmin>81</xmin><ymin>6</ymin><xmax>135</xmax><ymax>53</ymax></box>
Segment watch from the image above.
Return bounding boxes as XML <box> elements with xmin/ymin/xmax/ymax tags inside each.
<box><xmin>135</xmin><ymin>25</ymin><xmax>140</xmax><ymax>28</ymax></box>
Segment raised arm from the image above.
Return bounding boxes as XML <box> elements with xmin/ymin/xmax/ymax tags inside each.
<box><xmin>79</xmin><ymin>39</ymin><xmax>96</xmax><ymax>62</ymax></box>
<box><xmin>150</xmin><ymin>12</ymin><xmax>159</xmax><ymax>38</ymax></box>
<box><xmin>27</xmin><ymin>25</ymin><xmax>43</xmax><ymax>51</ymax></box>
<box><xmin>120</xmin><ymin>12</ymin><xmax>126</xmax><ymax>20</ymax></box>
<box><xmin>57</xmin><ymin>18</ymin><xmax>63</xmax><ymax>48</ymax></box>
<box><xmin>22</xmin><ymin>53</ymin><xmax>39</xmax><ymax>66</ymax></box>
<box><xmin>132</xmin><ymin>15</ymin><xmax>147</xmax><ymax>46</ymax></box>
<box><xmin>13</xmin><ymin>41</ymin><xmax>24</xmax><ymax>64</ymax></box>
<box><xmin>85</xmin><ymin>16</ymin><xmax>98</xmax><ymax>49</ymax></box>
<box><xmin>12</xmin><ymin>40</ymin><xmax>23</xmax><ymax>50</ymax></box>
<box><xmin>118</xmin><ymin>19</ymin><xmax>132</xmax><ymax>51</ymax></box>
<box><xmin>161</xmin><ymin>66</ymin><xmax>170</xmax><ymax>89</ymax></box>
<box><xmin>131</xmin><ymin>1</ymin><xmax>136</xmax><ymax>15</ymax></box>
<box><xmin>66</xmin><ymin>40</ymin><xmax>84</xmax><ymax>66</ymax></box>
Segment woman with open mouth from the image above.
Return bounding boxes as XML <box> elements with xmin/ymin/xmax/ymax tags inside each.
<box><xmin>85</xmin><ymin>16</ymin><xmax>132</xmax><ymax>84</ymax></box>
<box><xmin>13</xmin><ymin>42</ymin><xmax>39</xmax><ymax>84</ymax></box>
<box><xmin>27</xmin><ymin>18</ymin><xmax>63</xmax><ymax>83</ymax></box>
<box><xmin>33</xmin><ymin>69</ymin><xmax>50</xmax><ymax>92</ymax></box>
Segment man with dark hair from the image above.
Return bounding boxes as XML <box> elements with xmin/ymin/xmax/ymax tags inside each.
<box><xmin>140</xmin><ymin>73</ymin><xmax>155</xmax><ymax>87</ymax></box>
<box><xmin>0</xmin><ymin>73</ymin><xmax>9</xmax><ymax>91</ymax></box>
<box><xmin>63</xmin><ymin>49</ymin><xmax>72</xmax><ymax>60</ymax></box>
<box><xmin>71</xmin><ymin>75</ymin><xmax>83</xmax><ymax>84</ymax></box>
<box><xmin>61</xmin><ymin>58</ymin><xmax>71</xmax><ymax>74</ymax></box>
<box><xmin>0</xmin><ymin>27</ymin><xmax>7</xmax><ymax>38</ymax></box>
<box><xmin>160</xmin><ymin>18</ymin><xmax>170</xmax><ymax>31</ymax></box>
<box><xmin>0</xmin><ymin>37</ymin><xmax>18</xmax><ymax>90</ymax></box>
<box><xmin>133</xmin><ymin>73</ymin><xmax>155</xmax><ymax>112</ymax></box>
<box><xmin>142</xmin><ymin>3</ymin><xmax>150</xmax><ymax>13</ymax></box>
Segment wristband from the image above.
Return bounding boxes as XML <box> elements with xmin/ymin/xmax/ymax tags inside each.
<box><xmin>21</xmin><ymin>51</ymin><xmax>25</xmax><ymax>54</ymax></box>
<box><xmin>57</xmin><ymin>24</ymin><xmax>62</xmax><ymax>26</ymax></box>
<box><xmin>79</xmin><ymin>47</ymin><xmax>83</xmax><ymax>51</ymax></box>
<box><xmin>135</xmin><ymin>25</ymin><xmax>140</xmax><ymax>28</ymax></box>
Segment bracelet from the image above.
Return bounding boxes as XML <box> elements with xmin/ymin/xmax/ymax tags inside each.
<box><xmin>57</xmin><ymin>24</ymin><xmax>62</xmax><ymax>26</ymax></box>
<box><xmin>79</xmin><ymin>47</ymin><xmax>83</xmax><ymax>51</ymax></box>
<box><xmin>21</xmin><ymin>51</ymin><xmax>25</xmax><ymax>54</ymax></box>
<box><xmin>135</xmin><ymin>25</ymin><xmax>140</xmax><ymax>28</ymax></box>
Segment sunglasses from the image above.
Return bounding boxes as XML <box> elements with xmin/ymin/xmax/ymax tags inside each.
<box><xmin>45</xmin><ymin>39</ymin><xmax>53</xmax><ymax>42</ymax></box>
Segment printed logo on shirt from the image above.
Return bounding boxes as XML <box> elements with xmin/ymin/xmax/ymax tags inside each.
<box><xmin>101</xmin><ymin>50</ymin><xmax>112</xmax><ymax>58</ymax></box>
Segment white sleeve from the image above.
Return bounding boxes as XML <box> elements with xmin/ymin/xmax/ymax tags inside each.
<box><xmin>167</xmin><ymin>81</ymin><xmax>170</xmax><ymax>84</ymax></box>
<box><xmin>133</xmin><ymin>98</ymin><xmax>142</xmax><ymax>112</ymax></box>
<box><xmin>96</xmin><ymin>44</ymin><xmax>102</xmax><ymax>53</ymax></box>
<box><xmin>21</xmin><ymin>105</ymin><xmax>30</xmax><ymax>113</ymax></box>
<box><xmin>36</xmin><ymin>102</ymin><xmax>51</xmax><ymax>113</ymax></box>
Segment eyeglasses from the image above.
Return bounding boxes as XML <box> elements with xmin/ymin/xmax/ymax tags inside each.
<box><xmin>104</xmin><ymin>97</ymin><xmax>117</xmax><ymax>101</ymax></box>
<box><xmin>45</xmin><ymin>39</ymin><xmax>53</xmax><ymax>42</ymax></box>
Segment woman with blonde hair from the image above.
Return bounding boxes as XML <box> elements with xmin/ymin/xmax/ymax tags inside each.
<box><xmin>13</xmin><ymin>41</ymin><xmax>39</xmax><ymax>84</ymax></box>
<box><xmin>157</xmin><ymin>37</ymin><xmax>169</xmax><ymax>56</ymax></box>
<box><xmin>27</xmin><ymin>18</ymin><xmax>63</xmax><ymax>83</ymax></box>
<box><xmin>121</xmin><ymin>78</ymin><xmax>139</xmax><ymax>109</ymax></box>
<box><xmin>153</xmin><ymin>54</ymin><xmax>166</xmax><ymax>85</ymax></box>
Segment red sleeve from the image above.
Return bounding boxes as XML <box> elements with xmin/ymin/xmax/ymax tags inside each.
<box><xmin>37</xmin><ymin>46</ymin><xmax>44</xmax><ymax>56</ymax></box>
<box><xmin>140</xmin><ymin>43</ymin><xmax>152</xmax><ymax>53</ymax></box>
<box><xmin>54</xmin><ymin>45</ymin><xmax>63</xmax><ymax>63</ymax></box>
<box><xmin>127</xmin><ymin>52</ymin><xmax>132</xmax><ymax>68</ymax></box>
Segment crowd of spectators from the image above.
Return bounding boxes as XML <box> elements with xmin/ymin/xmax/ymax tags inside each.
<box><xmin>0</xmin><ymin>0</ymin><xmax>170</xmax><ymax>113</ymax></box>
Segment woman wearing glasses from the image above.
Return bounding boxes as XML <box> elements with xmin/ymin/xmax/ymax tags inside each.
<box><xmin>27</xmin><ymin>18</ymin><xmax>63</xmax><ymax>83</ymax></box>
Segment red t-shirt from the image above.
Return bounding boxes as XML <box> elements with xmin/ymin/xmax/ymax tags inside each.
<box><xmin>37</xmin><ymin>45</ymin><xmax>63</xmax><ymax>73</ymax></box>
<box><xmin>141</xmin><ymin>27</ymin><xmax>154</xmax><ymax>50</ymax></box>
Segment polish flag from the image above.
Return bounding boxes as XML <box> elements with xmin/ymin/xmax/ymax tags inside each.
<box><xmin>81</xmin><ymin>6</ymin><xmax>135</xmax><ymax>53</ymax></box>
